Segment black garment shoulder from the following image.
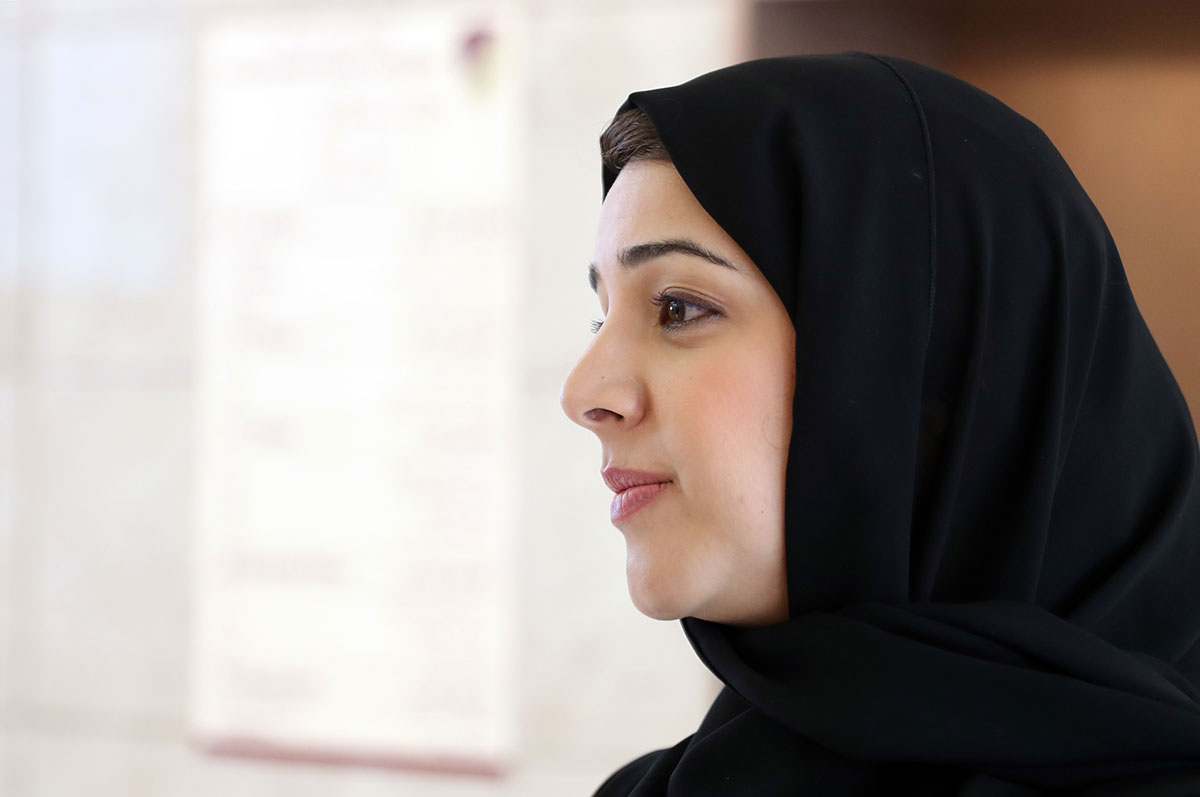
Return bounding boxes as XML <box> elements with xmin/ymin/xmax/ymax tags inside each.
<box><xmin>592</xmin><ymin>748</ymin><xmax>668</xmax><ymax>797</ymax></box>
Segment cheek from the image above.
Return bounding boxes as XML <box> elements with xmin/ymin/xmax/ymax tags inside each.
<box><xmin>671</xmin><ymin>345</ymin><xmax>793</xmax><ymax>500</ymax></box>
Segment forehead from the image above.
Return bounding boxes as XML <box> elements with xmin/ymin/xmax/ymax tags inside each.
<box><xmin>596</xmin><ymin>161</ymin><xmax>707</xmax><ymax>242</ymax></box>
<box><xmin>592</xmin><ymin>161</ymin><xmax>753</xmax><ymax>278</ymax></box>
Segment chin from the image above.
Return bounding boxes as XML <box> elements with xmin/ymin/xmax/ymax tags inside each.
<box><xmin>626</xmin><ymin>576</ymin><xmax>697</xmax><ymax>622</ymax></box>
<box><xmin>632</xmin><ymin>599</ymin><xmax>685</xmax><ymax>621</ymax></box>
<box><xmin>625</xmin><ymin>544</ymin><xmax>711</xmax><ymax>621</ymax></box>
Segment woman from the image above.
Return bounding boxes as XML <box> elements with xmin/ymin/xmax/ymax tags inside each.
<box><xmin>560</xmin><ymin>53</ymin><xmax>1200</xmax><ymax>795</ymax></box>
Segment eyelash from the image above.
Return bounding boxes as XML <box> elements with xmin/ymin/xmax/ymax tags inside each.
<box><xmin>589</xmin><ymin>290</ymin><xmax>720</xmax><ymax>334</ymax></box>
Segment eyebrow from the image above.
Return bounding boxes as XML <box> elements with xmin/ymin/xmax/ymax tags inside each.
<box><xmin>588</xmin><ymin>237</ymin><xmax>740</xmax><ymax>293</ymax></box>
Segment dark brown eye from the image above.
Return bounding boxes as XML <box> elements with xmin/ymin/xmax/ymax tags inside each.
<box><xmin>664</xmin><ymin>299</ymin><xmax>686</xmax><ymax>325</ymax></box>
<box><xmin>650</xmin><ymin>290</ymin><xmax>720</xmax><ymax>331</ymax></box>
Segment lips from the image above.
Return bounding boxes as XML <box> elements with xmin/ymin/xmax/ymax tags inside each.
<box><xmin>601</xmin><ymin>467</ymin><xmax>673</xmax><ymax>494</ymax></box>
<box><xmin>602</xmin><ymin>467</ymin><xmax>673</xmax><ymax>524</ymax></box>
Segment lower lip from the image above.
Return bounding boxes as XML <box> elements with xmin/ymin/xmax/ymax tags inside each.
<box><xmin>610</xmin><ymin>481</ymin><xmax>671</xmax><ymax>525</ymax></box>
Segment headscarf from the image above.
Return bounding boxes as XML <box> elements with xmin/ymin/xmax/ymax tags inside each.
<box><xmin>593</xmin><ymin>52</ymin><xmax>1200</xmax><ymax>796</ymax></box>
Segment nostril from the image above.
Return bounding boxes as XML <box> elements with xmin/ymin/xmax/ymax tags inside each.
<box><xmin>585</xmin><ymin>407</ymin><xmax>620</xmax><ymax>423</ymax></box>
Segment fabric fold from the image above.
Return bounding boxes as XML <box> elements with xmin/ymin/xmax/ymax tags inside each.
<box><xmin>682</xmin><ymin>603</ymin><xmax>1200</xmax><ymax>787</ymax></box>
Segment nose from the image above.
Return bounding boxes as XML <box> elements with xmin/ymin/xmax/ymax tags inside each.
<box><xmin>560</xmin><ymin>330</ymin><xmax>645</xmax><ymax>432</ymax></box>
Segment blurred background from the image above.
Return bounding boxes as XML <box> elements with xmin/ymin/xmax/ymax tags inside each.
<box><xmin>0</xmin><ymin>0</ymin><xmax>1197</xmax><ymax>794</ymax></box>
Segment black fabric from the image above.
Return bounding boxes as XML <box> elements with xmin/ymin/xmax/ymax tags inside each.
<box><xmin>593</xmin><ymin>52</ymin><xmax>1200</xmax><ymax>795</ymax></box>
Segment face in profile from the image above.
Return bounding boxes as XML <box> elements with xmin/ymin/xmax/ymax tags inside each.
<box><xmin>560</xmin><ymin>159</ymin><xmax>797</xmax><ymax>628</ymax></box>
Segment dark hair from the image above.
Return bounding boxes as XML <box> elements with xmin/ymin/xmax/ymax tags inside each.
<box><xmin>600</xmin><ymin>108</ymin><xmax>672</xmax><ymax>176</ymax></box>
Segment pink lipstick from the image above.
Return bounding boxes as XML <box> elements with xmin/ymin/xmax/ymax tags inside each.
<box><xmin>602</xmin><ymin>467</ymin><xmax>673</xmax><ymax>525</ymax></box>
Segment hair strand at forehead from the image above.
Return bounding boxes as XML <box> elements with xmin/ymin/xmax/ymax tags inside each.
<box><xmin>600</xmin><ymin>108</ymin><xmax>672</xmax><ymax>177</ymax></box>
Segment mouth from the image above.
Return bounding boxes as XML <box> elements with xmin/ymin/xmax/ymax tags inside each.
<box><xmin>609</xmin><ymin>480</ymin><xmax>671</xmax><ymax>525</ymax></box>
<box><xmin>601</xmin><ymin>467</ymin><xmax>674</xmax><ymax>493</ymax></box>
<box><xmin>601</xmin><ymin>467</ymin><xmax>674</xmax><ymax>525</ymax></box>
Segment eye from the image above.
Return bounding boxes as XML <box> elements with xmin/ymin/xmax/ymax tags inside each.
<box><xmin>588</xmin><ymin>291</ymin><xmax>721</xmax><ymax>335</ymax></box>
<box><xmin>650</xmin><ymin>290</ymin><xmax>720</xmax><ymax>331</ymax></box>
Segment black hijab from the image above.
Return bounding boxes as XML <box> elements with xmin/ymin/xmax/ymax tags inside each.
<box><xmin>592</xmin><ymin>52</ymin><xmax>1200</xmax><ymax>796</ymax></box>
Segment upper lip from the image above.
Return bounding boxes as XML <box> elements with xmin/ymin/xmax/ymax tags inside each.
<box><xmin>601</xmin><ymin>467</ymin><xmax>673</xmax><ymax>494</ymax></box>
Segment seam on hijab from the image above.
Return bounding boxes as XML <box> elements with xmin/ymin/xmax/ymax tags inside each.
<box><xmin>858</xmin><ymin>53</ymin><xmax>941</xmax><ymax>602</ymax></box>
<box><xmin>858</xmin><ymin>52</ymin><xmax>938</xmax><ymax>362</ymax></box>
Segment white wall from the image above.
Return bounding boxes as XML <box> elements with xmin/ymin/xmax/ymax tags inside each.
<box><xmin>0</xmin><ymin>0</ymin><xmax>747</xmax><ymax>794</ymax></box>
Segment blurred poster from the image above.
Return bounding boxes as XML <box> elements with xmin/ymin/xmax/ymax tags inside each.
<box><xmin>189</xmin><ymin>2</ymin><xmax>523</xmax><ymax>775</ymax></box>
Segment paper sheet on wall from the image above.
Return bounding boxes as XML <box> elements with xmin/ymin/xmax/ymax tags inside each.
<box><xmin>189</xmin><ymin>3</ymin><xmax>522</xmax><ymax>775</ymax></box>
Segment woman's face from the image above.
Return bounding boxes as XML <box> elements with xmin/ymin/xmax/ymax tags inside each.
<box><xmin>560</xmin><ymin>159</ymin><xmax>796</xmax><ymax>628</ymax></box>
